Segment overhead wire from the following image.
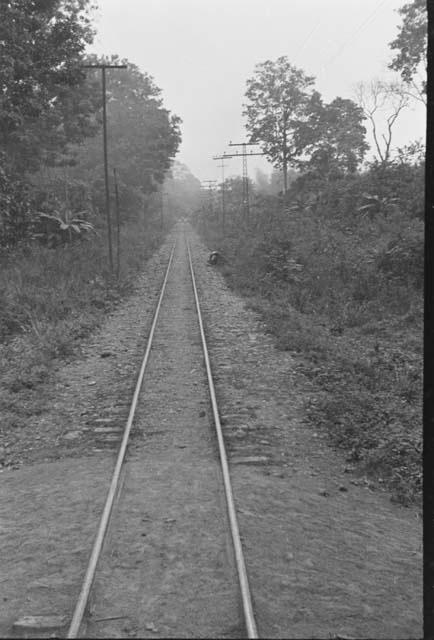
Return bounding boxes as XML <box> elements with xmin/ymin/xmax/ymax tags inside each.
<box><xmin>322</xmin><ymin>0</ymin><xmax>390</xmax><ymax>70</ymax></box>
<box><xmin>294</xmin><ymin>19</ymin><xmax>322</xmax><ymax>59</ymax></box>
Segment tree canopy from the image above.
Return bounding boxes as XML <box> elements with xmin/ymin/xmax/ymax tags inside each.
<box><xmin>243</xmin><ymin>56</ymin><xmax>316</xmax><ymax>193</ymax></box>
<box><xmin>68</xmin><ymin>56</ymin><xmax>182</xmax><ymax>209</ymax></box>
<box><xmin>389</xmin><ymin>0</ymin><xmax>427</xmax><ymax>103</ymax></box>
<box><xmin>0</xmin><ymin>0</ymin><xmax>98</xmax><ymax>173</ymax></box>
<box><xmin>243</xmin><ymin>57</ymin><xmax>368</xmax><ymax>191</ymax></box>
<box><xmin>0</xmin><ymin>6</ymin><xmax>182</xmax><ymax>246</ymax></box>
<box><xmin>296</xmin><ymin>96</ymin><xmax>368</xmax><ymax>176</ymax></box>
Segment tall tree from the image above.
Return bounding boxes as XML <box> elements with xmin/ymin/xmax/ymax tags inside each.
<box><xmin>389</xmin><ymin>0</ymin><xmax>427</xmax><ymax>103</ymax></box>
<box><xmin>68</xmin><ymin>56</ymin><xmax>182</xmax><ymax>215</ymax></box>
<box><xmin>0</xmin><ymin>0</ymin><xmax>98</xmax><ymax>173</ymax></box>
<box><xmin>102</xmin><ymin>55</ymin><xmax>182</xmax><ymax>193</ymax></box>
<box><xmin>243</xmin><ymin>57</ymin><xmax>316</xmax><ymax>194</ymax></box>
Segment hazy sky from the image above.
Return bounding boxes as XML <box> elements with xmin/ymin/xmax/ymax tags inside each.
<box><xmin>89</xmin><ymin>0</ymin><xmax>426</xmax><ymax>183</ymax></box>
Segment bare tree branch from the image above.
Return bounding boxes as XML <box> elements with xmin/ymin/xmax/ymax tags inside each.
<box><xmin>355</xmin><ymin>78</ymin><xmax>410</xmax><ymax>166</ymax></box>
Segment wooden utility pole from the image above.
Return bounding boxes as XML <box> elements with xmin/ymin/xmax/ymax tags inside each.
<box><xmin>201</xmin><ymin>181</ymin><xmax>217</xmax><ymax>218</ymax></box>
<box><xmin>213</xmin><ymin>155</ymin><xmax>230</xmax><ymax>232</ymax></box>
<box><xmin>83</xmin><ymin>63</ymin><xmax>127</xmax><ymax>273</ymax></box>
<box><xmin>424</xmin><ymin>5</ymin><xmax>434</xmax><ymax>636</ymax></box>
<box><xmin>160</xmin><ymin>191</ymin><xmax>169</xmax><ymax>231</ymax></box>
<box><xmin>113</xmin><ymin>168</ymin><xmax>121</xmax><ymax>279</ymax></box>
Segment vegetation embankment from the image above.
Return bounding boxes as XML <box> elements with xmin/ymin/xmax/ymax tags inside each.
<box><xmin>196</xmin><ymin>0</ymin><xmax>425</xmax><ymax>505</ymax></box>
<box><xmin>0</xmin><ymin>2</ymin><xmax>199</xmax><ymax>434</ymax></box>
<box><xmin>0</xmin><ymin>220</ymin><xmax>164</xmax><ymax>393</ymax></box>
<box><xmin>198</xmin><ymin>172</ymin><xmax>422</xmax><ymax>505</ymax></box>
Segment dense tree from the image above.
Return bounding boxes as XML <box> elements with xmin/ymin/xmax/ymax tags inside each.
<box><xmin>0</xmin><ymin>0</ymin><xmax>99</xmax><ymax>173</ymax></box>
<box><xmin>389</xmin><ymin>0</ymin><xmax>427</xmax><ymax>103</ymax></box>
<box><xmin>95</xmin><ymin>55</ymin><xmax>181</xmax><ymax>192</ymax></box>
<box><xmin>296</xmin><ymin>96</ymin><xmax>368</xmax><ymax>176</ymax></box>
<box><xmin>68</xmin><ymin>56</ymin><xmax>182</xmax><ymax>218</ymax></box>
<box><xmin>243</xmin><ymin>57</ymin><xmax>316</xmax><ymax>194</ymax></box>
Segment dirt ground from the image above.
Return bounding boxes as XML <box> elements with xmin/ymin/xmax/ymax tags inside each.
<box><xmin>0</xmin><ymin>224</ymin><xmax>422</xmax><ymax>638</ymax></box>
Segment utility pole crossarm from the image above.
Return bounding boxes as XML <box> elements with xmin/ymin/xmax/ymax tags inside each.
<box><xmin>220</xmin><ymin>152</ymin><xmax>266</xmax><ymax>158</ymax></box>
<box><xmin>228</xmin><ymin>141</ymin><xmax>257</xmax><ymax>146</ymax></box>
<box><xmin>82</xmin><ymin>64</ymin><xmax>128</xmax><ymax>69</ymax></box>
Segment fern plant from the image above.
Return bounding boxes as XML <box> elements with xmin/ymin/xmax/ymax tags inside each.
<box><xmin>35</xmin><ymin>202</ymin><xmax>95</xmax><ymax>247</ymax></box>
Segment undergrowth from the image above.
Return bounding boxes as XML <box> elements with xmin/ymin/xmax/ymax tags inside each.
<box><xmin>198</xmin><ymin>198</ymin><xmax>422</xmax><ymax>506</ymax></box>
<box><xmin>0</xmin><ymin>220</ymin><xmax>164</xmax><ymax>397</ymax></box>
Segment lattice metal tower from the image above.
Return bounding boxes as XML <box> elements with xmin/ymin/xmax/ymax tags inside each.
<box><xmin>224</xmin><ymin>142</ymin><xmax>265</xmax><ymax>224</ymax></box>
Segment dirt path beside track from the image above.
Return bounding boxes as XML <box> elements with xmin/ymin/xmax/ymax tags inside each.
<box><xmin>0</xmin><ymin>224</ymin><xmax>422</xmax><ymax>639</ymax></box>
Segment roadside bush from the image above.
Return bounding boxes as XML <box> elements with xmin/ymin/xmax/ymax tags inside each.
<box><xmin>0</xmin><ymin>216</ymin><xmax>162</xmax><ymax>344</ymax></box>
<box><xmin>0</xmin><ymin>163</ymin><xmax>33</xmax><ymax>248</ymax></box>
<box><xmin>375</xmin><ymin>218</ymin><xmax>424</xmax><ymax>287</ymax></box>
<box><xmin>197</xmin><ymin>161</ymin><xmax>422</xmax><ymax>505</ymax></box>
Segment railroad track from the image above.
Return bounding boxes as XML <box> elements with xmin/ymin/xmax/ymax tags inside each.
<box><xmin>66</xmin><ymin>228</ymin><xmax>258</xmax><ymax>639</ymax></box>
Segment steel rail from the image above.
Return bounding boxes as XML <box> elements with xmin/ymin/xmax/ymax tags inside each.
<box><xmin>186</xmin><ymin>240</ymin><xmax>259</xmax><ymax>639</ymax></box>
<box><xmin>67</xmin><ymin>242</ymin><xmax>176</xmax><ymax>639</ymax></box>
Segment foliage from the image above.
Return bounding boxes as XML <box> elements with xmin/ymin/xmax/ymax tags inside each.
<box><xmin>363</xmin><ymin>157</ymin><xmax>424</xmax><ymax>219</ymax></box>
<box><xmin>374</xmin><ymin>216</ymin><xmax>423</xmax><ymax>288</ymax></box>
<box><xmin>0</xmin><ymin>212</ymin><xmax>165</xmax><ymax>441</ymax></box>
<box><xmin>0</xmin><ymin>155</ymin><xmax>33</xmax><ymax>247</ymax></box>
<box><xmin>0</xmin><ymin>210</ymin><xmax>164</xmax><ymax>347</ymax></box>
<box><xmin>0</xmin><ymin>0</ymin><xmax>102</xmax><ymax>246</ymax></box>
<box><xmin>35</xmin><ymin>207</ymin><xmax>94</xmax><ymax>247</ymax></box>
<box><xmin>357</xmin><ymin>193</ymin><xmax>399</xmax><ymax>218</ymax></box>
<box><xmin>389</xmin><ymin>0</ymin><xmax>427</xmax><ymax>102</ymax></box>
<box><xmin>0</xmin><ymin>0</ymin><xmax>99</xmax><ymax>173</ymax></box>
<box><xmin>295</xmin><ymin>96</ymin><xmax>368</xmax><ymax>176</ymax></box>
<box><xmin>244</xmin><ymin>57</ymin><xmax>370</xmax><ymax>192</ymax></box>
<box><xmin>67</xmin><ymin>55</ymin><xmax>182</xmax><ymax>224</ymax></box>
<box><xmin>287</xmin><ymin>151</ymin><xmax>424</xmax><ymax>225</ymax></box>
<box><xmin>1</xmin><ymin>46</ymin><xmax>182</xmax><ymax>246</ymax></box>
<box><xmin>102</xmin><ymin>54</ymin><xmax>182</xmax><ymax>193</ymax></box>
<box><xmin>251</xmin><ymin>239</ymin><xmax>303</xmax><ymax>283</ymax></box>
<box><xmin>243</xmin><ymin>56</ymin><xmax>316</xmax><ymax>192</ymax></box>
<box><xmin>196</xmin><ymin>153</ymin><xmax>422</xmax><ymax>505</ymax></box>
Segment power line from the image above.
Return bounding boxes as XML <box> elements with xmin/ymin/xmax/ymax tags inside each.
<box><xmin>323</xmin><ymin>0</ymin><xmax>389</xmax><ymax>69</ymax></box>
<box><xmin>294</xmin><ymin>19</ymin><xmax>322</xmax><ymax>58</ymax></box>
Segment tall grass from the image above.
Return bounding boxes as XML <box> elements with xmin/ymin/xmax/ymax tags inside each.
<box><xmin>0</xmin><ymin>219</ymin><xmax>164</xmax><ymax>392</ymax></box>
<box><xmin>197</xmin><ymin>188</ymin><xmax>422</xmax><ymax>505</ymax></box>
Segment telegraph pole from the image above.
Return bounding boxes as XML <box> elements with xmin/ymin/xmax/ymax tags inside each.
<box><xmin>221</xmin><ymin>142</ymin><xmax>265</xmax><ymax>224</ymax></box>
<box><xmin>158</xmin><ymin>190</ymin><xmax>169</xmax><ymax>231</ymax></box>
<box><xmin>83</xmin><ymin>63</ymin><xmax>127</xmax><ymax>273</ymax></box>
<box><xmin>201</xmin><ymin>180</ymin><xmax>217</xmax><ymax>219</ymax></box>
<box><xmin>113</xmin><ymin>168</ymin><xmax>121</xmax><ymax>280</ymax></box>
<box><xmin>213</xmin><ymin>155</ymin><xmax>229</xmax><ymax>232</ymax></box>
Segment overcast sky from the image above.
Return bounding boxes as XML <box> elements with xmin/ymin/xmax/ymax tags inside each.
<box><xmin>89</xmin><ymin>0</ymin><xmax>426</xmax><ymax>183</ymax></box>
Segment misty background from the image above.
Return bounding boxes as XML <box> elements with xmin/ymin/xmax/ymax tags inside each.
<box><xmin>90</xmin><ymin>0</ymin><xmax>426</xmax><ymax>183</ymax></box>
